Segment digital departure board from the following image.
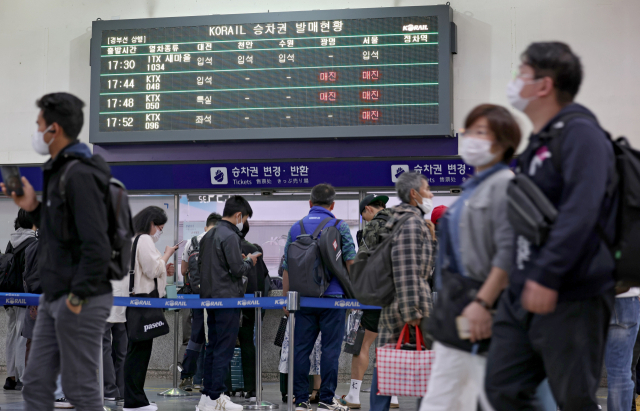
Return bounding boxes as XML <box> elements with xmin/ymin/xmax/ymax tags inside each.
<box><xmin>89</xmin><ymin>6</ymin><xmax>454</xmax><ymax>143</ymax></box>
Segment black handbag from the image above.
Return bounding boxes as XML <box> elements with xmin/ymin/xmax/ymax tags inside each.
<box><xmin>426</xmin><ymin>271</ymin><xmax>494</xmax><ymax>353</ymax></box>
<box><xmin>274</xmin><ymin>316</ymin><xmax>288</xmax><ymax>347</ymax></box>
<box><xmin>126</xmin><ymin>235</ymin><xmax>170</xmax><ymax>342</ymax></box>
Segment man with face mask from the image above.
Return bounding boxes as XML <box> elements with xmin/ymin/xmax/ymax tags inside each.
<box><xmin>197</xmin><ymin>196</ymin><xmax>258</xmax><ymax>411</ymax></box>
<box><xmin>1</xmin><ymin>93</ymin><xmax>113</xmax><ymax>411</ymax></box>
<box><xmin>484</xmin><ymin>42</ymin><xmax>618</xmax><ymax>411</ymax></box>
<box><xmin>368</xmin><ymin>171</ymin><xmax>436</xmax><ymax>411</ymax></box>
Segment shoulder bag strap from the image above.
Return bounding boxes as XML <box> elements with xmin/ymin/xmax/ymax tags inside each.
<box><xmin>129</xmin><ymin>235</ymin><xmax>142</xmax><ymax>294</ymax></box>
<box><xmin>311</xmin><ymin>217</ymin><xmax>334</xmax><ymax>239</ymax></box>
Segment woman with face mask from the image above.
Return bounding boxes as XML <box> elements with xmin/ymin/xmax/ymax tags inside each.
<box><xmin>123</xmin><ymin>206</ymin><xmax>178</xmax><ymax>411</ymax></box>
<box><xmin>419</xmin><ymin>105</ymin><xmax>521</xmax><ymax>411</ymax></box>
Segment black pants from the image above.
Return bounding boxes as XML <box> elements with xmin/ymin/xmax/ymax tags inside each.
<box><xmin>124</xmin><ymin>338</ymin><xmax>153</xmax><ymax>408</ymax></box>
<box><xmin>485</xmin><ymin>289</ymin><xmax>614</xmax><ymax>411</ymax></box>
<box><xmin>103</xmin><ymin>322</ymin><xmax>127</xmax><ymax>399</ymax></box>
<box><xmin>182</xmin><ymin>309</ymin><xmax>205</xmax><ymax>379</ymax></box>
<box><xmin>203</xmin><ymin>308</ymin><xmax>241</xmax><ymax>400</ymax></box>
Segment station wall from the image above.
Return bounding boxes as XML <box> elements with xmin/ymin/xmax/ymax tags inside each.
<box><xmin>0</xmin><ymin>0</ymin><xmax>639</xmax><ymax>164</ymax></box>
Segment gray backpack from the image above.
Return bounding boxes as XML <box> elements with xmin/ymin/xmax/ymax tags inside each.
<box><xmin>287</xmin><ymin>217</ymin><xmax>333</xmax><ymax>297</ymax></box>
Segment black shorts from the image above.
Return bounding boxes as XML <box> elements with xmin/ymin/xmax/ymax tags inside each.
<box><xmin>360</xmin><ymin>309</ymin><xmax>381</xmax><ymax>333</ymax></box>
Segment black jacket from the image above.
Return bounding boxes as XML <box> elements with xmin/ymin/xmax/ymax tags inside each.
<box><xmin>199</xmin><ymin>220</ymin><xmax>254</xmax><ymax>299</ymax></box>
<box><xmin>511</xmin><ymin>103</ymin><xmax>616</xmax><ymax>301</ymax></box>
<box><xmin>28</xmin><ymin>142</ymin><xmax>112</xmax><ymax>302</ymax></box>
<box><xmin>22</xmin><ymin>237</ymin><xmax>40</xmax><ymax>294</ymax></box>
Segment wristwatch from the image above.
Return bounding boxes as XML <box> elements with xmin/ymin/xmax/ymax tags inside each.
<box><xmin>67</xmin><ymin>293</ymin><xmax>85</xmax><ymax>307</ymax></box>
<box><xmin>474</xmin><ymin>297</ymin><xmax>492</xmax><ymax>311</ymax></box>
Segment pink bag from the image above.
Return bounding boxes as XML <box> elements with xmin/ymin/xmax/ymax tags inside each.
<box><xmin>376</xmin><ymin>324</ymin><xmax>435</xmax><ymax>397</ymax></box>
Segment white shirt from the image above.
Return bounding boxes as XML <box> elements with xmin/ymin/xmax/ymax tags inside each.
<box><xmin>131</xmin><ymin>234</ymin><xmax>168</xmax><ymax>298</ymax></box>
<box><xmin>107</xmin><ymin>274</ymin><xmax>130</xmax><ymax>323</ymax></box>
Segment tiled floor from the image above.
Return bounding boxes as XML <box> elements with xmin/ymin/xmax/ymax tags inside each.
<box><xmin>0</xmin><ymin>376</ymin><xmax>611</xmax><ymax>410</ymax></box>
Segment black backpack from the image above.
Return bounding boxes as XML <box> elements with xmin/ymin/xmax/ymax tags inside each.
<box><xmin>0</xmin><ymin>238</ymin><xmax>37</xmax><ymax>293</ymax></box>
<box><xmin>544</xmin><ymin>112</ymin><xmax>640</xmax><ymax>287</ymax></box>
<box><xmin>60</xmin><ymin>156</ymin><xmax>134</xmax><ymax>281</ymax></box>
<box><xmin>183</xmin><ymin>235</ymin><xmax>200</xmax><ymax>293</ymax></box>
<box><xmin>287</xmin><ymin>217</ymin><xmax>333</xmax><ymax>297</ymax></box>
<box><xmin>318</xmin><ymin>220</ymin><xmax>356</xmax><ymax>299</ymax></box>
<box><xmin>349</xmin><ymin>214</ymin><xmax>412</xmax><ymax>306</ymax></box>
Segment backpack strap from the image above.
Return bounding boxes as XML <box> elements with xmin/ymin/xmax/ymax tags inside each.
<box><xmin>13</xmin><ymin>237</ymin><xmax>37</xmax><ymax>255</ymax></box>
<box><xmin>542</xmin><ymin>112</ymin><xmax>599</xmax><ymax>172</ymax></box>
<box><xmin>191</xmin><ymin>235</ymin><xmax>199</xmax><ymax>252</ymax></box>
<box><xmin>129</xmin><ymin>235</ymin><xmax>142</xmax><ymax>294</ymax></box>
<box><xmin>59</xmin><ymin>159</ymin><xmax>82</xmax><ymax>198</ymax></box>
<box><xmin>298</xmin><ymin>219</ymin><xmax>307</xmax><ymax>235</ymax></box>
<box><xmin>311</xmin><ymin>217</ymin><xmax>334</xmax><ymax>240</ymax></box>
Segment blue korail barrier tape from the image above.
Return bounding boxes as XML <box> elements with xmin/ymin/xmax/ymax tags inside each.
<box><xmin>0</xmin><ymin>292</ymin><xmax>380</xmax><ymax>310</ymax></box>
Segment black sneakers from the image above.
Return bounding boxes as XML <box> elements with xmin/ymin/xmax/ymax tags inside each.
<box><xmin>3</xmin><ymin>377</ymin><xmax>17</xmax><ymax>390</ymax></box>
<box><xmin>295</xmin><ymin>401</ymin><xmax>311</xmax><ymax>411</ymax></box>
<box><xmin>318</xmin><ymin>398</ymin><xmax>350</xmax><ymax>411</ymax></box>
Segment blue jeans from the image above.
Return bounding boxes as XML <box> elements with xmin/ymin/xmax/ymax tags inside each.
<box><xmin>293</xmin><ymin>306</ymin><xmax>346</xmax><ymax>404</ymax></box>
<box><xmin>55</xmin><ymin>374</ymin><xmax>64</xmax><ymax>399</ymax></box>
<box><xmin>181</xmin><ymin>309</ymin><xmax>205</xmax><ymax>379</ymax></box>
<box><xmin>370</xmin><ymin>368</ymin><xmax>390</xmax><ymax>411</ymax></box>
<box><xmin>202</xmin><ymin>308</ymin><xmax>241</xmax><ymax>400</ymax></box>
<box><xmin>606</xmin><ymin>296</ymin><xmax>640</xmax><ymax>411</ymax></box>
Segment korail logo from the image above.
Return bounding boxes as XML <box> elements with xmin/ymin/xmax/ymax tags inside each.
<box><xmin>6</xmin><ymin>298</ymin><xmax>26</xmax><ymax>305</ymax></box>
<box><xmin>391</xmin><ymin>165</ymin><xmax>409</xmax><ymax>183</ymax></box>
<box><xmin>165</xmin><ymin>300</ymin><xmax>187</xmax><ymax>307</ymax></box>
<box><xmin>335</xmin><ymin>300</ymin><xmax>360</xmax><ymax>308</ymax></box>
<box><xmin>131</xmin><ymin>299</ymin><xmax>152</xmax><ymax>306</ymax></box>
<box><xmin>275</xmin><ymin>299</ymin><xmax>286</xmax><ymax>306</ymax></box>
<box><xmin>210</xmin><ymin>167</ymin><xmax>228</xmax><ymax>185</ymax></box>
<box><xmin>403</xmin><ymin>24</ymin><xmax>429</xmax><ymax>32</ymax></box>
<box><xmin>201</xmin><ymin>300</ymin><xmax>223</xmax><ymax>307</ymax></box>
<box><xmin>238</xmin><ymin>300</ymin><xmax>259</xmax><ymax>306</ymax></box>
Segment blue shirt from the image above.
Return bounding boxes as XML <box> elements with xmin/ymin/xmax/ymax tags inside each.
<box><xmin>283</xmin><ymin>206</ymin><xmax>357</xmax><ymax>295</ymax></box>
<box><xmin>444</xmin><ymin>163</ymin><xmax>509</xmax><ymax>278</ymax></box>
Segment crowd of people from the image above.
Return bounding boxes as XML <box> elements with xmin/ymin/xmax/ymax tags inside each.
<box><xmin>0</xmin><ymin>39</ymin><xmax>638</xmax><ymax>411</ymax></box>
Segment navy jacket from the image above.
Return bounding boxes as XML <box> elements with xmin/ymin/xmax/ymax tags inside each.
<box><xmin>511</xmin><ymin>103</ymin><xmax>617</xmax><ymax>301</ymax></box>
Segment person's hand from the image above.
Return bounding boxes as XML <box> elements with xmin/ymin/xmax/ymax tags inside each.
<box><xmin>461</xmin><ymin>301</ymin><xmax>492</xmax><ymax>342</ymax></box>
<box><xmin>1</xmin><ymin>177</ymin><xmax>39</xmax><ymax>212</ymax></box>
<box><xmin>407</xmin><ymin>319</ymin><xmax>420</xmax><ymax>326</ymax></box>
<box><xmin>66</xmin><ymin>299</ymin><xmax>82</xmax><ymax>315</ymax></box>
<box><xmin>521</xmin><ymin>279</ymin><xmax>558</xmax><ymax>314</ymax></box>
<box><xmin>249</xmin><ymin>254</ymin><xmax>259</xmax><ymax>266</ymax></box>
<box><xmin>166</xmin><ymin>263</ymin><xmax>175</xmax><ymax>277</ymax></box>
<box><xmin>283</xmin><ymin>306</ymin><xmax>290</xmax><ymax>317</ymax></box>
<box><xmin>164</xmin><ymin>245</ymin><xmax>178</xmax><ymax>258</ymax></box>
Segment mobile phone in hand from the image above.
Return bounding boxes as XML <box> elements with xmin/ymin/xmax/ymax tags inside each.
<box><xmin>456</xmin><ymin>316</ymin><xmax>471</xmax><ymax>340</ymax></box>
<box><xmin>174</xmin><ymin>240</ymin><xmax>187</xmax><ymax>248</ymax></box>
<box><xmin>251</xmin><ymin>251</ymin><xmax>262</xmax><ymax>257</ymax></box>
<box><xmin>1</xmin><ymin>166</ymin><xmax>24</xmax><ymax>197</ymax></box>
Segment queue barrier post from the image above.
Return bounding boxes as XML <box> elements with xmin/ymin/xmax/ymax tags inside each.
<box><xmin>286</xmin><ymin>291</ymin><xmax>300</xmax><ymax>411</ymax></box>
<box><xmin>158</xmin><ymin>309</ymin><xmax>192</xmax><ymax>397</ymax></box>
<box><xmin>246</xmin><ymin>291</ymin><xmax>278</xmax><ymax>410</ymax></box>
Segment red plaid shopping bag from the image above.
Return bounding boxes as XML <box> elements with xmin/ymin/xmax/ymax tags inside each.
<box><xmin>376</xmin><ymin>324</ymin><xmax>435</xmax><ymax>397</ymax></box>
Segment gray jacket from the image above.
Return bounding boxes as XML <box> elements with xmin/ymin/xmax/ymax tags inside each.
<box><xmin>198</xmin><ymin>220</ymin><xmax>253</xmax><ymax>299</ymax></box>
<box><xmin>460</xmin><ymin>168</ymin><xmax>514</xmax><ymax>282</ymax></box>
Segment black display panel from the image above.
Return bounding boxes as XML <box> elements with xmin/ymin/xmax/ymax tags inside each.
<box><xmin>90</xmin><ymin>6</ymin><xmax>453</xmax><ymax>143</ymax></box>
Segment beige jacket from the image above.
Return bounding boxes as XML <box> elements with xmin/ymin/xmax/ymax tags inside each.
<box><xmin>131</xmin><ymin>234</ymin><xmax>167</xmax><ymax>298</ymax></box>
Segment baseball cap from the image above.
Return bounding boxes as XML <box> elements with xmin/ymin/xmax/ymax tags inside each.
<box><xmin>359</xmin><ymin>194</ymin><xmax>390</xmax><ymax>215</ymax></box>
<box><xmin>430</xmin><ymin>205</ymin><xmax>448</xmax><ymax>225</ymax></box>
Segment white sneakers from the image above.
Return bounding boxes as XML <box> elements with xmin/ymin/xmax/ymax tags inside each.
<box><xmin>197</xmin><ymin>394</ymin><xmax>243</xmax><ymax>411</ymax></box>
<box><xmin>123</xmin><ymin>405</ymin><xmax>157</xmax><ymax>411</ymax></box>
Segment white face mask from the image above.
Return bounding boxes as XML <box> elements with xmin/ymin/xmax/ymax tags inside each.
<box><xmin>506</xmin><ymin>77</ymin><xmax>540</xmax><ymax>112</ymax></box>
<box><xmin>235</xmin><ymin>214</ymin><xmax>244</xmax><ymax>231</ymax></box>
<box><xmin>31</xmin><ymin>125</ymin><xmax>53</xmax><ymax>156</ymax></box>
<box><xmin>152</xmin><ymin>227</ymin><xmax>163</xmax><ymax>243</ymax></box>
<box><xmin>415</xmin><ymin>193</ymin><xmax>433</xmax><ymax>216</ymax></box>
<box><xmin>460</xmin><ymin>136</ymin><xmax>497</xmax><ymax>167</ymax></box>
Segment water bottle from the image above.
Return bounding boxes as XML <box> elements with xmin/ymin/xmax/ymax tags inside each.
<box><xmin>345</xmin><ymin>310</ymin><xmax>364</xmax><ymax>344</ymax></box>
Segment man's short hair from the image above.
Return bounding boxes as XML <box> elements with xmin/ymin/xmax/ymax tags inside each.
<box><xmin>396</xmin><ymin>172</ymin><xmax>428</xmax><ymax>204</ymax></box>
<box><xmin>14</xmin><ymin>209</ymin><xmax>33</xmax><ymax>230</ymax></box>
<box><xmin>368</xmin><ymin>201</ymin><xmax>386</xmax><ymax>210</ymax></box>
<box><xmin>310</xmin><ymin>184</ymin><xmax>336</xmax><ymax>206</ymax></box>
<box><xmin>223</xmin><ymin>195</ymin><xmax>253</xmax><ymax>218</ymax></box>
<box><xmin>522</xmin><ymin>42</ymin><xmax>583</xmax><ymax>105</ymax></box>
<box><xmin>206</xmin><ymin>213</ymin><xmax>222</xmax><ymax>228</ymax></box>
<box><xmin>36</xmin><ymin>93</ymin><xmax>85</xmax><ymax>139</ymax></box>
